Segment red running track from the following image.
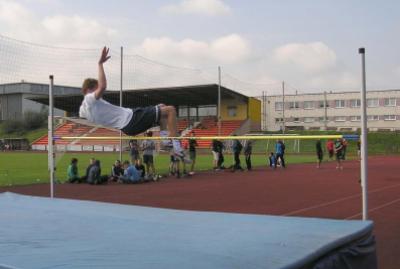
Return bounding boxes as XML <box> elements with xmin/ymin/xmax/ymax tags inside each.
<box><xmin>1</xmin><ymin>156</ymin><xmax>399</xmax><ymax>268</ymax></box>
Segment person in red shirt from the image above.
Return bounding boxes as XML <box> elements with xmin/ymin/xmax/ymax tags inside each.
<box><xmin>326</xmin><ymin>140</ymin><xmax>334</xmax><ymax>161</ymax></box>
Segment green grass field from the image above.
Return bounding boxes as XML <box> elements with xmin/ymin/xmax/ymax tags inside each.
<box><xmin>0</xmin><ymin>151</ymin><xmax>321</xmax><ymax>186</ymax></box>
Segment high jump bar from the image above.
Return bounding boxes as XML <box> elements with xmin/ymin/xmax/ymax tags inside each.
<box><xmin>57</xmin><ymin>134</ymin><xmax>358</xmax><ymax>141</ymax></box>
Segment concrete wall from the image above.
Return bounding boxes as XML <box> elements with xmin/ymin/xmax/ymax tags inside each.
<box><xmin>220</xmin><ymin>98</ymin><xmax>248</xmax><ymax>120</ymax></box>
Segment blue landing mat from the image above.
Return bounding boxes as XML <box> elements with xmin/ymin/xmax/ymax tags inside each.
<box><xmin>0</xmin><ymin>192</ymin><xmax>373</xmax><ymax>269</ymax></box>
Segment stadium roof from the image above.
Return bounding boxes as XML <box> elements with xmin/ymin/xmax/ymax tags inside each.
<box><xmin>31</xmin><ymin>84</ymin><xmax>249</xmax><ymax>113</ymax></box>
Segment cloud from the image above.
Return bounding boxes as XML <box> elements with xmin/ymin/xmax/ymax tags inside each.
<box><xmin>0</xmin><ymin>0</ymin><xmax>116</xmax><ymax>47</ymax></box>
<box><xmin>161</xmin><ymin>0</ymin><xmax>231</xmax><ymax>16</ymax></box>
<box><xmin>136</xmin><ymin>34</ymin><xmax>250</xmax><ymax>66</ymax></box>
<box><xmin>273</xmin><ymin>42</ymin><xmax>337</xmax><ymax>73</ymax></box>
<box><xmin>41</xmin><ymin>15</ymin><xmax>117</xmax><ymax>47</ymax></box>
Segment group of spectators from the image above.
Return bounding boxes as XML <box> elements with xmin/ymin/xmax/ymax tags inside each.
<box><xmin>67</xmin><ymin>133</ymin><xmax>360</xmax><ymax>184</ymax></box>
<box><xmin>316</xmin><ymin>138</ymin><xmax>350</xmax><ymax>169</ymax></box>
<box><xmin>67</xmin><ymin>157</ymin><xmax>151</xmax><ymax>185</ymax></box>
<box><xmin>211</xmin><ymin>138</ymin><xmax>286</xmax><ymax>171</ymax></box>
<box><xmin>66</xmin><ymin>130</ymin><xmax>200</xmax><ymax>184</ymax></box>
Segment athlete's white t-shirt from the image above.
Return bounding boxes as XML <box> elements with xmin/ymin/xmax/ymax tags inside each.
<box><xmin>79</xmin><ymin>92</ymin><xmax>133</xmax><ymax>129</ymax></box>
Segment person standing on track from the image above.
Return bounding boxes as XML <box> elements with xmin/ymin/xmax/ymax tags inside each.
<box><xmin>244</xmin><ymin>140</ymin><xmax>253</xmax><ymax>171</ymax></box>
<box><xmin>334</xmin><ymin>138</ymin><xmax>344</xmax><ymax>170</ymax></box>
<box><xmin>129</xmin><ymin>139</ymin><xmax>140</xmax><ymax>165</ymax></box>
<box><xmin>188</xmin><ymin>131</ymin><xmax>198</xmax><ymax>175</ymax></box>
<box><xmin>232</xmin><ymin>137</ymin><xmax>243</xmax><ymax>172</ymax></box>
<box><xmin>316</xmin><ymin>139</ymin><xmax>323</xmax><ymax>168</ymax></box>
<box><xmin>275</xmin><ymin>140</ymin><xmax>286</xmax><ymax>168</ymax></box>
<box><xmin>326</xmin><ymin>139</ymin><xmax>334</xmax><ymax>161</ymax></box>
<box><xmin>142</xmin><ymin>131</ymin><xmax>156</xmax><ymax>179</ymax></box>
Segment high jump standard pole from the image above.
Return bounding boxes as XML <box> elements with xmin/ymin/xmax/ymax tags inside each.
<box><xmin>119</xmin><ymin>46</ymin><xmax>123</xmax><ymax>161</ymax></box>
<box><xmin>217</xmin><ymin>66</ymin><xmax>221</xmax><ymax>136</ymax></box>
<box><xmin>359</xmin><ymin>48</ymin><xmax>368</xmax><ymax>220</ymax></box>
<box><xmin>48</xmin><ymin>75</ymin><xmax>55</xmax><ymax>198</ymax></box>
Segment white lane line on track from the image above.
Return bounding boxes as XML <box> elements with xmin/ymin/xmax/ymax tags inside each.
<box><xmin>282</xmin><ymin>183</ymin><xmax>400</xmax><ymax>216</ymax></box>
<box><xmin>345</xmin><ymin>197</ymin><xmax>400</xmax><ymax>220</ymax></box>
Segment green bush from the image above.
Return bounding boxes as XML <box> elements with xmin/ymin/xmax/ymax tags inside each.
<box><xmin>2</xmin><ymin>119</ymin><xmax>24</xmax><ymax>134</ymax></box>
<box><xmin>23</xmin><ymin>110</ymin><xmax>47</xmax><ymax>131</ymax></box>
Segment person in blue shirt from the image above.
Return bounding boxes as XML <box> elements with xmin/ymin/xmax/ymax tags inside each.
<box><xmin>275</xmin><ymin>140</ymin><xmax>286</xmax><ymax>168</ymax></box>
<box><xmin>119</xmin><ymin>161</ymin><xmax>141</xmax><ymax>184</ymax></box>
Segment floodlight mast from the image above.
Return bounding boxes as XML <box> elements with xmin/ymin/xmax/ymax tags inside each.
<box><xmin>359</xmin><ymin>47</ymin><xmax>368</xmax><ymax>220</ymax></box>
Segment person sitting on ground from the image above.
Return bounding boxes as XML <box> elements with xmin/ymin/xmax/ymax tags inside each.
<box><xmin>119</xmin><ymin>160</ymin><xmax>141</xmax><ymax>184</ymax></box>
<box><xmin>135</xmin><ymin>158</ymin><xmax>146</xmax><ymax>179</ymax></box>
<box><xmin>87</xmin><ymin>160</ymin><xmax>109</xmax><ymax>185</ymax></box>
<box><xmin>67</xmin><ymin>158</ymin><xmax>81</xmax><ymax>183</ymax></box>
<box><xmin>81</xmin><ymin>158</ymin><xmax>96</xmax><ymax>182</ymax></box>
<box><xmin>79</xmin><ymin>47</ymin><xmax>186</xmax><ymax>158</ymax></box>
<box><xmin>110</xmin><ymin>160</ymin><xmax>124</xmax><ymax>182</ymax></box>
<box><xmin>269</xmin><ymin>152</ymin><xmax>277</xmax><ymax>169</ymax></box>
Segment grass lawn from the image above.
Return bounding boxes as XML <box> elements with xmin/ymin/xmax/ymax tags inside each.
<box><xmin>0</xmin><ymin>151</ymin><xmax>322</xmax><ymax>186</ymax></box>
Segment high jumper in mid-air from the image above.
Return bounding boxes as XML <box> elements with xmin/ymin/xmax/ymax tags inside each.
<box><xmin>79</xmin><ymin>47</ymin><xmax>185</xmax><ymax>157</ymax></box>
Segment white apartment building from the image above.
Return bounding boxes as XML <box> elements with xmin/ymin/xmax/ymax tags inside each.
<box><xmin>263</xmin><ymin>89</ymin><xmax>400</xmax><ymax>131</ymax></box>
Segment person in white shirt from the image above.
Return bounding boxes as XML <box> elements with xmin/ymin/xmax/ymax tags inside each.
<box><xmin>79</xmin><ymin>47</ymin><xmax>184</xmax><ymax>156</ymax></box>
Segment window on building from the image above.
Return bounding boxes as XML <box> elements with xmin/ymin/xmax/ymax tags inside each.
<box><xmin>335</xmin><ymin>100</ymin><xmax>345</xmax><ymax>108</ymax></box>
<box><xmin>367</xmin><ymin>115</ymin><xmax>379</xmax><ymax>121</ymax></box>
<box><xmin>350</xmin><ymin>116</ymin><xmax>361</xmax><ymax>122</ymax></box>
<box><xmin>198</xmin><ymin>106</ymin><xmax>217</xmax><ymax>116</ymax></box>
<box><xmin>275</xmin><ymin>102</ymin><xmax>283</xmax><ymax>111</ymax></box>
<box><xmin>289</xmin><ymin>101</ymin><xmax>300</xmax><ymax>109</ymax></box>
<box><xmin>275</xmin><ymin>118</ymin><xmax>283</xmax><ymax>123</ymax></box>
<box><xmin>384</xmin><ymin>98</ymin><xmax>396</xmax><ymax>107</ymax></box>
<box><xmin>350</xmin><ymin>99</ymin><xmax>361</xmax><ymax>108</ymax></box>
<box><xmin>304</xmin><ymin>117</ymin><xmax>314</xmax><ymax>123</ymax></box>
<box><xmin>319</xmin><ymin>117</ymin><xmax>327</xmax><ymax>122</ymax></box>
<box><xmin>227</xmin><ymin>106</ymin><xmax>237</xmax><ymax>117</ymax></box>
<box><xmin>303</xmin><ymin>101</ymin><xmax>314</xmax><ymax>109</ymax></box>
<box><xmin>319</xmin><ymin>100</ymin><xmax>329</xmax><ymax>108</ymax></box>
<box><xmin>293</xmin><ymin>117</ymin><xmax>300</xmax><ymax>123</ymax></box>
<box><xmin>384</xmin><ymin>115</ymin><xmax>396</xmax><ymax>121</ymax></box>
<box><xmin>367</xmin><ymin>99</ymin><xmax>379</xmax><ymax>107</ymax></box>
<box><xmin>335</xmin><ymin>116</ymin><xmax>346</xmax><ymax>122</ymax></box>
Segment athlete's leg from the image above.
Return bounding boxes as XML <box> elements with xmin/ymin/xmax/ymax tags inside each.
<box><xmin>159</xmin><ymin>105</ymin><xmax>177</xmax><ymax>137</ymax></box>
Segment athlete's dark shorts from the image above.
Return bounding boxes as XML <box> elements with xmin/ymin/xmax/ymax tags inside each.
<box><xmin>317</xmin><ymin>151</ymin><xmax>323</xmax><ymax>160</ymax></box>
<box><xmin>121</xmin><ymin>106</ymin><xmax>160</xmax><ymax>136</ymax></box>
<box><xmin>143</xmin><ymin>154</ymin><xmax>154</xmax><ymax>165</ymax></box>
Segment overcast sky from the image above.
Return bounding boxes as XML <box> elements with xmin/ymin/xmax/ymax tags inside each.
<box><xmin>1</xmin><ymin>0</ymin><xmax>399</xmax><ymax>94</ymax></box>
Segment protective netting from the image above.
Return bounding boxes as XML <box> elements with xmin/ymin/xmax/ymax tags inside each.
<box><xmin>0</xmin><ymin>34</ymin><xmax>286</xmax><ymax>96</ymax></box>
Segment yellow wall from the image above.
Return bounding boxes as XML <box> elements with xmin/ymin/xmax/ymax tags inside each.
<box><xmin>248</xmin><ymin>97</ymin><xmax>261</xmax><ymax>122</ymax></box>
<box><xmin>220</xmin><ymin>99</ymin><xmax>247</xmax><ymax>120</ymax></box>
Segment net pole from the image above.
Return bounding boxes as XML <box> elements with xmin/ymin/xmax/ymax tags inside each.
<box><xmin>217</xmin><ymin>66</ymin><xmax>222</xmax><ymax>136</ymax></box>
<box><xmin>282</xmin><ymin>81</ymin><xmax>285</xmax><ymax>134</ymax></box>
<box><xmin>359</xmin><ymin>47</ymin><xmax>368</xmax><ymax>220</ymax></box>
<box><xmin>119</xmin><ymin>46</ymin><xmax>123</xmax><ymax>161</ymax></box>
<box><xmin>48</xmin><ymin>75</ymin><xmax>55</xmax><ymax>198</ymax></box>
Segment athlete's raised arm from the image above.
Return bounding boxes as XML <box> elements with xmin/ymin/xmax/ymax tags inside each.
<box><xmin>94</xmin><ymin>47</ymin><xmax>111</xmax><ymax>99</ymax></box>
